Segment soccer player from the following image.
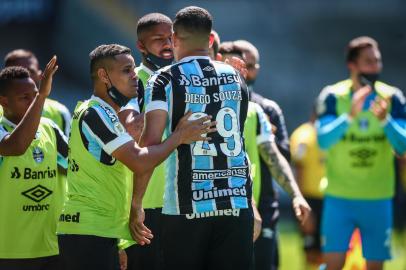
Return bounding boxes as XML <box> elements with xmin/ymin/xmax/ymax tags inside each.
<box><xmin>57</xmin><ymin>44</ymin><xmax>214</xmax><ymax>270</ymax></box>
<box><xmin>4</xmin><ymin>49</ymin><xmax>72</xmax><ymax>136</ymax></box>
<box><xmin>316</xmin><ymin>36</ymin><xmax>406</xmax><ymax>270</ymax></box>
<box><xmin>119</xmin><ymin>13</ymin><xmax>174</xmax><ymax>270</ymax></box>
<box><xmin>0</xmin><ymin>58</ymin><xmax>67</xmax><ymax>270</ymax></box>
<box><xmin>290</xmin><ymin>107</ymin><xmax>326</xmax><ymax>270</ymax></box>
<box><xmin>138</xmin><ymin>6</ymin><xmax>297</xmax><ymax>270</ymax></box>
<box><xmin>219</xmin><ymin>39</ymin><xmax>292</xmax><ymax>270</ymax></box>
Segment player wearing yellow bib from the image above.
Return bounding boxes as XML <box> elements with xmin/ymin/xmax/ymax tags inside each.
<box><xmin>117</xmin><ymin>13</ymin><xmax>174</xmax><ymax>270</ymax></box>
<box><xmin>0</xmin><ymin>58</ymin><xmax>66</xmax><ymax>270</ymax></box>
<box><xmin>4</xmin><ymin>49</ymin><xmax>71</xmax><ymax>136</ymax></box>
<box><xmin>316</xmin><ymin>37</ymin><xmax>406</xmax><ymax>270</ymax></box>
<box><xmin>56</xmin><ymin>44</ymin><xmax>214</xmax><ymax>270</ymax></box>
<box><xmin>290</xmin><ymin>109</ymin><xmax>326</xmax><ymax>270</ymax></box>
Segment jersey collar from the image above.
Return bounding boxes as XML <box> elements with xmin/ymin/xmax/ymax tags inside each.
<box><xmin>139</xmin><ymin>63</ymin><xmax>154</xmax><ymax>76</ymax></box>
<box><xmin>178</xmin><ymin>56</ymin><xmax>211</xmax><ymax>63</ymax></box>
<box><xmin>90</xmin><ymin>95</ymin><xmax>117</xmax><ymax>113</ymax></box>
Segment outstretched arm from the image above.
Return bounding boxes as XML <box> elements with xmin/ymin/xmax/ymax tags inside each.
<box><xmin>0</xmin><ymin>56</ymin><xmax>58</xmax><ymax>156</ymax></box>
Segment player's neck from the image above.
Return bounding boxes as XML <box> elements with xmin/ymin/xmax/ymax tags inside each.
<box><xmin>93</xmin><ymin>89</ymin><xmax>120</xmax><ymax>112</ymax></box>
<box><xmin>176</xmin><ymin>48</ymin><xmax>209</xmax><ymax>61</ymax></box>
<box><xmin>350</xmin><ymin>74</ymin><xmax>362</xmax><ymax>92</ymax></box>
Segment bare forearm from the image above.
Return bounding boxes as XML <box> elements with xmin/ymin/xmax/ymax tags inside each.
<box><xmin>132</xmin><ymin>170</ymin><xmax>153</xmax><ymax>206</ymax></box>
<box><xmin>259</xmin><ymin>141</ymin><xmax>302</xmax><ymax>198</ymax></box>
<box><xmin>0</xmin><ymin>93</ymin><xmax>46</xmax><ymax>155</ymax></box>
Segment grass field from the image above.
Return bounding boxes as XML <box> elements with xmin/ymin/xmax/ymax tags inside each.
<box><xmin>278</xmin><ymin>221</ymin><xmax>406</xmax><ymax>270</ymax></box>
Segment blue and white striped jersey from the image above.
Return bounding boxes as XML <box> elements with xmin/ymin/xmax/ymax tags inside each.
<box><xmin>145</xmin><ymin>56</ymin><xmax>251</xmax><ymax>215</ymax></box>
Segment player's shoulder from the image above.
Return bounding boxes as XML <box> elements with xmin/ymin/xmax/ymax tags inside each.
<box><xmin>251</xmin><ymin>92</ymin><xmax>282</xmax><ymax>115</ymax></box>
<box><xmin>376</xmin><ymin>81</ymin><xmax>404</xmax><ymax>102</ymax></box>
<box><xmin>45</xmin><ymin>98</ymin><xmax>70</xmax><ymax>113</ymax></box>
<box><xmin>84</xmin><ymin>100</ymin><xmax>119</xmax><ymax>125</ymax></box>
<box><xmin>319</xmin><ymin>79</ymin><xmax>352</xmax><ymax>99</ymax></box>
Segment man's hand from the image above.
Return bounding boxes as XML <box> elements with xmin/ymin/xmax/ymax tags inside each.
<box><xmin>225</xmin><ymin>56</ymin><xmax>248</xmax><ymax>79</ymax></box>
<box><xmin>292</xmin><ymin>195</ymin><xmax>311</xmax><ymax>225</ymax></box>
<box><xmin>252</xmin><ymin>203</ymin><xmax>262</xmax><ymax>242</ymax></box>
<box><xmin>129</xmin><ymin>204</ymin><xmax>153</xmax><ymax>245</ymax></box>
<box><xmin>370</xmin><ymin>97</ymin><xmax>389</xmax><ymax>121</ymax></box>
<box><xmin>119</xmin><ymin>110</ymin><xmax>145</xmax><ymax>142</ymax></box>
<box><xmin>349</xmin><ymin>85</ymin><xmax>372</xmax><ymax>119</ymax></box>
<box><xmin>175</xmin><ymin>111</ymin><xmax>217</xmax><ymax>145</ymax></box>
<box><xmin>38</xmin><ymin>56</ymin><xmax>58</xmax><ymax>98</ymax></box>
<box><xmin>118</xmin><ymin>249</ymin><xmax>127</xmax><ymax>270</ymax></box>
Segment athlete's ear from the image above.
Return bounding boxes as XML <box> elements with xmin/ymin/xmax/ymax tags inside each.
<box><xmin>209</xmin><ymin>33</ymin><xmax>214</xmax><ymax>48</ymax></box>
<box><xmin>216</xmin><ymin>53</ymin><xmax>223</xmax><ymax>61</ymax></box>
<box><xmin>137</xmin><ymin>40</ymin><xmax>147</xmax><ymax>55</ymax></box>
<box><xmin>97</xmin><ymin>68</ymin><xmax>110</xmax><ymax>85</ymax></box>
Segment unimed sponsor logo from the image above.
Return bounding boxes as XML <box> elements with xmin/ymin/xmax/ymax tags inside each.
<box><xmin>59</xmin><ymin>212</ymin><xmax>81</xmax><ymax>223</ymax></box>
<box><xmin>192</xmin><ymin>186</ymin><xmax>247</xmax><ymax>201</ymax></box>
<box><xmin>186</xmin><ymin>209</ymin><xmax>240</xmax><ymax>219</ymax></box>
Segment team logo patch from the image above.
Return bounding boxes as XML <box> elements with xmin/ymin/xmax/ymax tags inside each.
<box><xmin>32</xmin><ymin>147</ymin><xmax>44</xmax><ymax>163</ymax></box>
<box><xmin>21</xmin><ymin>185</ymin><xmax>53</xmax><ymax>202</ymax></box>
<box><xmin>114</xmin><ymin>122</ymin><xmax>125</xmax><ymax>134</ymax></box>
<box><xmin>358</xmin><ymin>118</ymin><xmax>369</xmax><ymax>130</ymax></box>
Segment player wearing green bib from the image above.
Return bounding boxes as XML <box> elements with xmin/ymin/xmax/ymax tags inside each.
<box><xmin>56</xmin><ymin>44</ymin><xmax>214</xmax><ymax>270</ymax></box>
<box><xmin>0</xmin><ymin>58</ymin><xmax>65</xmax><ymax>270</ymax></box>
<box><xmin>316</xmin><ymin>37</ymin><xmax>406</xmax><ymax>270</ymax></box>
<box><xmin>4</xmin><ymin>49</ymin><xmax>71</xmax><ymax>136</ymax></box>
<box><xmin>118</xmin><ymin>13</ymin><xmax>174</xmax><ymax>270</ymax></box>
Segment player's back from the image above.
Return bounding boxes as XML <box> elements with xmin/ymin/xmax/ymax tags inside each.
<box><xmin>145</xmin><ymin>56</ymin><xmax>250</xmax><ymax>215</ymax></box>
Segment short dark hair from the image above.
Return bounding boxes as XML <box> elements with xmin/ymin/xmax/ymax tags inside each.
<box><xmin>218</xmin><ymin>41</ymin><xmax>244</xmax><ymax>58</ymax></box>
<box><xmin>346</xmin><ymin>36</ymin><xmax>379</xmax><ymax>63</ymax></box>
<box><xmin>0</xmin><ymin>66</ymin><xmax>30</xmax><ymax>95</ymax></box>
<box><xmin>137</xmin><ymin>13</ymin><xmax>172</xmax><ymax>40</ymax></box>
<box><xmin>4</xmin><ymin>49</ymin><xmax>37</xmax><ymax>67</ymax></box>
<box><xmin>173</xmin><ymin>6</ymin><xmax>212</xmax><ymax>37</ymax></box>
<box><xmin>89</xmin><ymin>44</ymin><xmax>131</xmax><ymax>81</ymax></box>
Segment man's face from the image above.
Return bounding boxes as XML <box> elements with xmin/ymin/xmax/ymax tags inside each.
<box><xmin>350</xmin><ymin>46</ymin><xmax>382</xmax><ymax>76</ymax></box>
<box><xmin>106</xmin><ymin>54</ymin><xmax>138</xmax><ymax>98</ymax></box>
<box><xmin>243</xmin><ymin>51</ymin><xmax>259</xmax><ymax>82</ymax></box>
<box><xmin>0</xmin><ymin>78</ymin><xmax>37</xmax><ymax>121</ymax></box>
<box><xmin>10</xmin><ymin>57</ymin><xmax>42</xmax><ymax>87</ymax></box>
<box><xmin>139</xmin><ymin>23</ymin><xmax>173</xmax><ymax>59</ymax></box>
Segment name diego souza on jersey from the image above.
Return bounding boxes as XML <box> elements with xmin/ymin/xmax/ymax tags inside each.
<box><xmin>192</xmin><ymin>167</ymin><xmax>248</xmax><ymax>180</ymax></box>
<box><xmin>185</xmin><ymin>91</ymin><xmax>242</xmax><ymax>104</ymax></box>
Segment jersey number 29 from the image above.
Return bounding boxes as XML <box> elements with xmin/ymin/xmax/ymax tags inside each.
<box><xmin>189</xmin><ymin>107</ymin><xmax>242</xmax><ymax>157</ymax></box>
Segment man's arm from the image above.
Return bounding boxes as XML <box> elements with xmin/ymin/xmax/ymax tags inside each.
<box><xmin>0</xmin><ymin>56</ymin><xmax>58</xmax><ymax>156</ymax></box>
<box><xmin>258</xmin><ymin>140</ymin><xmax>310</xmax><ymax>224</ymax></box>
<box><xmin>371</xmin><ymin>89</ymin><xmax>406</xmax><ymax>155</ymax></box>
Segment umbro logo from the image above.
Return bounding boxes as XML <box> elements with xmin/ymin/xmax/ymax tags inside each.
<box><xmin>21</xmin><ymin>185</ymin><xmax>53</xmax><ymax>202</ymax></box>
<box><xmin>202</xmin><ymin>66</ymin><xmax>214</xmax><ymax>72</ymax></box>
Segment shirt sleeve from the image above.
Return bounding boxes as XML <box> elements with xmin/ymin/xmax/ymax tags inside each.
<box><xmin>316</xmin><ymin>86</ymin><xmax>350</xmax><ymax>149</ymax></box>
<box><xmin>47</xmin><ymin>119</ymin><xmax>69</xmax><ymax>169</ymax></box>
<box><xmin>383</xmin><ymin>89</ymin><xmax>406</xmax><ymax>154</ymax></box>
<box><xmin>145</xmin><ymin>71</ymin><xmax>172</xmax><ymax>113</ymax></box>
<box><xmin>253</xmin><ymin>103</ymin><xmax>275</xmax><ymax>145</ymax></box>
<box><xmin>0</xmin><ymin>125</ymin><xmax>9</xmax><ymax>143</ymax></box>
<box><xmin>261</xmin><ymin>99</ymin><xmax>291</xmax><ymax>161</ymax></box>
<box><xmin>120</xmin><ymin>98</ymin><xmax>140</xmax><ymax>113</ymax></box>
<box><xmin>81</xmin><ymin>105</ymin><xmax>133</xmax><ymax>155</ymax></box>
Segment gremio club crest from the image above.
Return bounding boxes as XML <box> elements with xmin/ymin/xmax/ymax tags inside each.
<box><xmin>32</xmin><ymin>147</ymin><xmax>44</xmax><ymax>163</ymax></box>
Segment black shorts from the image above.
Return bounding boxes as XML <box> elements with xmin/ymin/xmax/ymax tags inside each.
<box><xmin>58</xmin><ymin>234</ymin><xmax>119</xmax><ymax>270</ymax></box>
<box><xmin>125</xmin><ymin>208</ymin><xmax>163</xmax><ymax>270</ymax></box>
<box><xmin>0</xmin><ymin>255</ymin><xmax>61</xmax><ymax>270</ymax></box>
<box><xmin>303</xmin><ymin>198</ymin><xmax>323</xmax><ymax>251</ymax></box>
<box><xmin>161</xmin><ymin>208</ymin><xmax>253</xmax><ymax>270</ymax></box>
<box><xmin>253</xmin><ymin>205</ymin><xmax>280</xmax><ymax>270</ymax></box>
